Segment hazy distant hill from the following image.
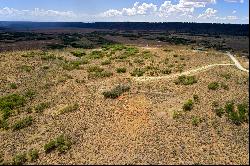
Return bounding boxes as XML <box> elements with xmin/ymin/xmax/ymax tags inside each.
<box><xmin>0</xmin><ymin>21</ymin><xmax>249</xmax><ymax>36</ymax></box>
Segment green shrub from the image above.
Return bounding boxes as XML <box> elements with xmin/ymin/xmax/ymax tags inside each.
<box><xmin>27</xmin><ymin>149</ymin><xmax>39</xmax><ymax>162</ymax></box>
<box><xmin>140</xmin><ymin>51</ymin><xmax>153</xmax><ymax>59</ymax></box>
<box><xmin>2</xmin><ymin>109</ymin><xmax>11</xmax><ymax>120</ymax></box>
<box><xmin>90</xmin><ymin>50</ymin><xmax>104</xmax><ymax>59</ymax></box>
<box><xmin>133</xmin><ymin>58</ymin><xmax>144</xmax><ymax>64</ymax></box>
<box><xmin>41</xmin><ymin>53</ymin><xmax>57</xmax><ymax>61</ymax></box>
<box><xmin>12</xmin><ymin>116</ymin><xmax>33</xmax><ymax>130</ymax></box>
<box><xmin>192</xmin><ymin>116</ymin><xmax>201</xmax><ymax>126</ymax></box>
<box><xmin>220</xmin><ymin>73</ymin><xmax>231</xmax><ymax>80</ymax></box>
<box><xmin>62</xmin><ymin>60</ymin><xmax>83</xmax><ymax>71</ymax></box>
<box><xmin>224</xmin><ymin>102</ymin><xmax>249</xmax><ymax>125</ymax></box>
<box><xmin>44</xmin><ymin>135</ymin><xmax>72</xmax><ymax>154</ymax></box>
<box><xmin>88</xmin><ymin>67</ymin><xmax>113</xmax><ymax>78</ymax></box>
<box><xmin>161</xmin><ymin>68</ymin><xmax>172</xmax><ymax>75</ymax></box>
<box><xmin>25</xmin><ymin>107</ymin><xmax>33</xmax><ymax>114</ymax></box>
<box><xmin>124</xmin><ymin>47</ymin><xmax>139</xmax><ymax>56</ymax></box>
<box><xmin>237</xmin><ymin>103</ymin><xmax>248</xmax><ymax>123</ymax></box>
<box><xmin>225</xmin><ymin>101</ymin><xmax>234</xmax><ymax>114</ymax></box>
<box><xmin>12</xmin><ymin>153</ymin><xmax>27</xmax><ymax>165</ymax></box>
<box><xmin>81</xmin><ymin>58</ymin><xmax>89</xmax><ymax>65</ymax></box>
<box><xmin>172</xmin><ymin>111</ymin><xmax>182</xmax><ymax>119</ymax></box>
<box><xmin>99</xmin><ymin>71</ymin><xmax>113</xmax><ymax>78</ymax></box>
<box><xmin>220</xmin><ymin>82</ymin><xmax>229</xmax><ymax>90</ymax></box>
<box><xmin>102</xmin><ymin>44</ymin><xmax>126</xmax><ymax>51</ymax></box>
<box><xmin>87</xmin><ymin>66</ymin><xmax>104</xmax><ymax>73</ymax></box>
<box><xmin>44</xmin><ymin>140</ymin><xmax>57</xmax><ymax>153</ymax></box>
<box><xmin>208</xmin><ymin>82</ymin><xmax>220</xmax><ymax>90</ymax></box>
<box><xmin>116</xmin><ymin>67</ymin><xmax>127</xmax><ymax>73</ymax></box>
<box><xmin>193</xmin><ymin>94</ymin><xmax>199</xmax><ymax>102</ymax></box>
<box><xmin>35</xmin><ymin>102</ymin><xmax>50</xmax><ymax>113</ymax></box>
<box><xmin>116</xmin><ymin>54</ymin><xmax>129</xmax><ymax>60</ymax></box>
<box><xmin>183</xmin><ymin>99</ymin><xmax>194</xmax><ymax>111</ymax></box>
<box><xmin>9</xmin><ymin>83</ymin><xmax>17</xmax><ymax>89</ymax></box>
<box><xmin>24</xmin><ymin>89</ymin><xmax>36</xmax><ymax>99</ymax></box>
<box><xmin>0</xmin><ymin>94</ymin><xmax>25</xmax><ymax>111</ymax></box>
<box><xmin>70</xmin><ymin>51</ymin><xmax>86</xmax><ymax>57</ymax></box>
<box><xmin>59</xmin><ymin>103</ymin><xmax>79</xmax><ymax>115</ymax></box>
<box><xmin>215</xmin><ymin>108</ymin><xmax>224</xmax><ymax>117</ymax></box>
<box><xmin>0</xmin><ymin>119</ymin><xmax>9</xmax><ymax>130</ymax></box>
<box><xmin>55</xmin><ymin>135</ymin><xmax>72</xmax><ymax>153</ymax></box>
<box><xmin>229</xmin><ymin>111</ymin><xmax>242</xmax><ymax>125</ymax></box>
<box><xmin>131</xmin><ymin>68</ymin><xmax>145</xmax><ymax>77</ymax></box>
<box><xmin>101</xmin><ymin>59</ymin><xmax>111</xmax><ymax>65</ymax></box>
<box><xmin>103</xmin><ymin>85</ymin><xmax>130</xmax><ymax>99</ymax></box>
<box><xmin>20</xmin><ymin>65</ymin><xmax>33</xmax><ymax>72</ymax></box>
<box><xmin>175</xmin><ymin>75</ymin><xmax>198</xmax><ymax>85</ymax></box>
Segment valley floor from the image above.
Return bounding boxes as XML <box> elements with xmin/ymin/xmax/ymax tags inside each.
<box><xmin>0</xmin><ymin>45</ymin><xmax>249</xmax><ymax>165</ymax></box>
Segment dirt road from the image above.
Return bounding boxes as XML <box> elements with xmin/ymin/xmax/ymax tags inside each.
<box><xmin>134</xmin><ymin>52</ymin><xmax>248</xmax><ymax>82</ymax></box>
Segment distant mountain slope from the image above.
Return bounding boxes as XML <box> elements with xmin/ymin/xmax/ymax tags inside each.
<box><xmin>0</xmin><ymin>21</ymin><xmax>249</xmax><ymax>36</ymax></box>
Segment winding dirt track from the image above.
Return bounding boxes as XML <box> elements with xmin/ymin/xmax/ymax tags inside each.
<box><xmin>134</xmin><ymin>52</ymin><xmax>249</xmax><ymax>82</ymax></box>
<box><xmin>226</xmin><ymin>51</ymin><xmax>249</xmax><ymax>73</ymax></box>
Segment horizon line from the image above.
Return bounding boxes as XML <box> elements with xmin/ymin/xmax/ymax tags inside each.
<box><xmin>0</xmin><ymin>21</ymin><xmax>249</xmax><ymax>25</ymax></box>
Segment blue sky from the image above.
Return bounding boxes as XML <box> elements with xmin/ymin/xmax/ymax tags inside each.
<box><xmin>0</xmin><ymin>0</ymin><xmax>249</xmax><ymax>23</ymax></box>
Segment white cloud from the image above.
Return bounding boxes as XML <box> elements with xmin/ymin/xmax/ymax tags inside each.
<box><xmin>0</xmin><ymin>7</ymin><xmax>76</xmax><ymax>18</ymax></box>
<box><xmin>31</xmin><ymin>8</ymin><xmax>76</xmax><ymax>17</ymax></box>
<box><xmin>0</xmin><ymin>1</ymin><xmax>248</xmax><ymax>24</ymax></box>
<box><xmin>121</xmin><ymin>3</ymin><xmax>137</xmax><ymax>16</ymax></box>
<box><xmin>101</xmin><ymin>2</ymin><xmax>157</xmax><ymax>17</ymax></box>
<box><xmin>137</xmin><ymin>2</ymin><xmax>157</xmax><ymax>15</ymax></box>
<box><xmin>98</xmin><ymin>0</ymin><xmax>249</xmax><ymax>23</ymax></box>
<box><xmin>157</xmin><ymin>0</ymin><xmax>216</xmax><ymax>18</ymax></box>
<box><xmin>224</xmin><ymin>0</ymin><xmax>244</xmax><ymax>3</ymax></box>
<box><xmin>158</xmin><ymin>1</ymin><xmax>195</xmax><ymax>17</ymax></box>
<box><xmin>180</xmin><ymin>0</ymin><xmax>216</xmax><ymax>8</ymax></box>
<box><xmin>198</xmin><ymin>8</ymin><xmax>217</xmax><ymax>19</ymax></box>
<box><xmin>216</xmin><ymin>15</ymin><xmax>238</xmax><ymax>20</ymax></box>
<box><xmin>226</xmin><ymin>15</ymin><xmax>238</xmax><ymax>20</ymax></box>
<box><xmin>102</xmin><ymin>0</ymin><xmax>217</xmax><ymax>18</ymax></box>
<box><xmin>102</xmin><ymin>9</ymin><xmax>122</xmax><ymax>17</ymax></box>
<box><xmin>0</xmin><ymin>7</ymin><xmax>21</xmax><ymax>16</ymax></box>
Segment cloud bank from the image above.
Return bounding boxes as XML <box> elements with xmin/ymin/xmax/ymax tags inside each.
<box><xmin>0</xmin><ymin>0</ymin><xmax>247</xmax><ymax>23</ymax></box>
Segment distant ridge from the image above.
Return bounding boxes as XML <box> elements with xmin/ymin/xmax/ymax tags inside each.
<box><xmin>0</xmin><ymin>21</ymin><xmax>248</xmax><ymax>36</ymax></box>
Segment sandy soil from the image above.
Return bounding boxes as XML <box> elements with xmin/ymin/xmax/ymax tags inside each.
<box><xmin>0</xmin><ymin>46</ymin><xmax>249</xmax><ymax>165</ymax></box>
